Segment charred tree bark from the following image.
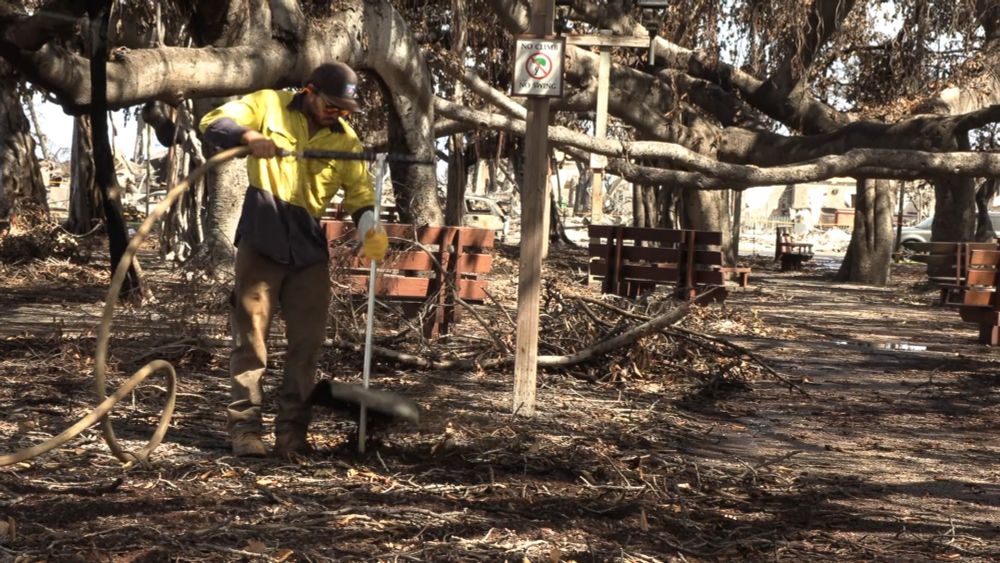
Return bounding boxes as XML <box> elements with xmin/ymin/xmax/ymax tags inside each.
<box><xmin>87</xmin><ymin>0</ymin><xmax>140</xmax><ymax>296</ymax></box>
<box><xmin>836</xmin><ymin>179</ymin><xmax>895</xmax><ymax>285</ymax></box>
<box><xmin>0</xmin><ymin>61</ymin><xmax>46</xmax><ymax>225</ymax></box>
<box><xmin>975</xmin><ymin>178</ymin><xmax>998</xmax><ymax>241</ymax></box>
<box><xmin>732</xmin><ymin>190</ymin><xmax>743</xmax><ymax>259</ymax></box>
<box><xmin>65</xmin><ymin>116</ymin><xmax>102</xmax><ymax>233</ymax></box>
<box><xmin>573</xmin><ymin>162</ymin><xmax>591</xmax><ymax>215</ymax></box>
<box><xmin>444</xmin><ymin>0</ymin><xmax>466</xmax><ymax>227</ymax></box>
<box><xmin>632</xmin><ymin>182</ymin><xmax>644</xmax><ymax>227</ymax></box>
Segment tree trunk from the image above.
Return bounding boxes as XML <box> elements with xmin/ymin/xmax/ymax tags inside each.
<box><xmin>836</xmin><ymin>178</ymin><xmax>895</xmax><ymax>285</ymax></box>
<box><xmin>642</xmin><ymin>184</ymin><xmax>658</xmax><ymax>228</ymax></box>
<box><xmin>931</xmin><ymin>179</ymin><xmax>977</xmax><ymax>241</ymax></box>
<box><xmin>21</xmin><ymin>89</ymin><xmax>51</xmax><ymax>163</ymax></box>
<box><xmin>445</xmin><ymin>134</ymin><xmax>466</xmax><ymax>226</ymax></box>
<box><xmin>573</xmin><ymin>163</ymin><xmax>591</xmax><ymax>215</ymax></box>
<box><xmin>974</xmin><ymin>178</ymin><xmax>998</xmax><ymax>241</ymax></box>
<box><xmin>632</xmin><ymin>182</ymin><xmax>644</xmax><ymax>227</ymax></box>
<box><xmin>444</xmin><ymin>0</ymin><xmax>466</xmax><ymax>227</ymax></box>
<box><xmin>88</xmin><ymin>1</ymin><xmax>140</xmax><ymax>297</ymax></box>
<box><xmin>0</xmin><ymin>61</ymin><xmax>46</xmax><ymax>224</ymax></box>
<box><xmin>201</xmin><ymin>155</ymin><xmax>245</xmax><ymax>271</ymax></box>
<box><xmin>65</xmin><ymin>116</ymin><xmax>103</xmax><ymax>233</ymax></box>
<box><xmin>657</xmin><ymin>185</ymin><xmax>679</xmax><ymax>229</ymax></box>
<box><xmin>931</xmin><ymin>134</ymin><xmax>978</xmax><ymax>242</ymax></box>
<box><xmin>682</xmin><ymin>188</ymin><xmax>735</xmax><ymax>264</ymax></box>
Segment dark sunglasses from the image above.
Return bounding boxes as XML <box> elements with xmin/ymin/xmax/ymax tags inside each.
<box><xmin>307</xmin><ymin>87</ymin><xmax>351</xmax><ymax>117</ymax></box>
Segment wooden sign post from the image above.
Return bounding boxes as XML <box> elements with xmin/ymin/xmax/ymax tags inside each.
<box><xmin>512</xmin><ymin>0</ymin><xmax>558</xmax><ymax>417</ymax></box>
<box><xmin>564</xmin><ymin>34</ymin><xmax>650</xmax><ymax>223</ymax></box>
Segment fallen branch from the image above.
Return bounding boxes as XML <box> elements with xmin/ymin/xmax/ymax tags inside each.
<box><xmin>575</xmin><ymin>294</ymin><xmax>809</xmax><ymax>396</ymax></box>
<box><xmin>328</xmin><ymin>289</ymin><xmax>715</xmax><ymax>370</ymax></box>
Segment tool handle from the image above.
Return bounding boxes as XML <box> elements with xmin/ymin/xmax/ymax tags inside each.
<box><xmin>276</xmin><ymin>148</ymin><xmax>433</xmax><ymax>165</ymax></box>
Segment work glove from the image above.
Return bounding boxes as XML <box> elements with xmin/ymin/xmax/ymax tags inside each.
<box><xmin>357</xmin><ymin>210</ymin><xmax>388</xmax><ymax>261</ymax></box>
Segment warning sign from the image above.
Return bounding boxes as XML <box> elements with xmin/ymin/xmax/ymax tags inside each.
<box><xmin>512</xmin><ymin>37</ymin><xmax>565</xmax><ymax>98</ymax></box>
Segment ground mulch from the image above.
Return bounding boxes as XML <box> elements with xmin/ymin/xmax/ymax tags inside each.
<box><xmin>1</xmin><ymin>238</ymin><xmax>997</xmax><ymax>562</ymax></box>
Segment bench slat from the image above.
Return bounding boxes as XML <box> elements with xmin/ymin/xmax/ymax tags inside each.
<box><xmin>590</xmin><ymin>261</ymin><xmax>680</xmax><ymax>282</ymax></box>
<box><xmin>345</xmin><ymin>275</ymin><xmax>486</xmax><ymax>301</ymax></box>
<box><xmin>588</xmin><ymin>244</ymin><xmax>680</xmax><ymax>263</ymax></box>
<box><xmin>589</xmin><ymin>225</ymin><xmax>685</xmax><ymax>243</ymax></box>
<box><xmin>343</xmin><ymin>252</ymin><xmax>492</xmax><ymax>274</ymax></box>
<box><xmin>590</xmin><ymin>262</ymin><xmax>725</xmax><ymax>286</ymax></box>
<box><xmin>911</xmin><ymin>241</ymin><xmax>996</xmax><ymax>253</ymax></box>
<box><xmin>966</xmin><ymin>269</ymin><xmax>999</xmax><ymax>287</ymax></box>
<box><xmin>969</xmin><ymin>249</ymin><xmax>1000</xmax><ymax>266</ymax></box>
<box><xmin>962</xmin><ymin>288</ymin><xmax>995</xmax><ymax>307</ymax></box>
<box><xmin>323</xmin><ymin>221</ymin><xmax>495</xmax><ymax>249</ymax></box>
<box><xmin>586</xmin><ymin>244</ymin><xmax>723</xmax><ymax>266</ymax></box>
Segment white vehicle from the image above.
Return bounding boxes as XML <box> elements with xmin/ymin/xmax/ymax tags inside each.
<box><xmin>463</xmin><ymin>196</ymin><xmax>509</xmax><ymax>240</ymax></box>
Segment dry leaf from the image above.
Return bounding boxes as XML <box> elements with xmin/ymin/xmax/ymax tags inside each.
<box><xmin>245</xmin><ymin>539</ymin><xmax>267</xmax><ymax>554</ymax></box>
<box><xmin>549</xmin><ymin>546</ymin><xmax>561</xmax><ymax>562</ymax></box>
<box><xmin>639</xmin><ymin>509</ymin><xmax>649</xmax><ymax>532</ymax></box>
<box><xmin>0</xmin><ymin>518</ymin><xmax>12</xmax><ymax>541</ymax></box>
<box><xmin>275</xmin><ymin>548</ymin><xmax>295</xmax><ymax>562</ymax></box>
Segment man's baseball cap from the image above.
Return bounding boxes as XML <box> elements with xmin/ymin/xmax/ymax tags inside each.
<box><xmin>306</xmin><ymin>62</ymin><xmax>360</xmax><ymax>111</ymax></box>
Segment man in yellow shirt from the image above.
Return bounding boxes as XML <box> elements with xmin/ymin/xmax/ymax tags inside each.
<box><xmin>199</xmin><ymin>62</ymin><xmax>387</xmax><ymax>458</ymax></box>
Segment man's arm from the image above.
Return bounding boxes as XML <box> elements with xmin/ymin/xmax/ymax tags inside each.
<box><xmin>198</xmin><ymin>91</ymin><xmax>276</xmax><ymax>156</ymax></box>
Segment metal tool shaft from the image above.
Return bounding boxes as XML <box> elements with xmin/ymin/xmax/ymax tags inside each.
<box><xmin>358</xmin><ymin>154</ymin><xmax>389</xmax><ymax>454</ymax></box>
<box><xmin>277</xmin><ymin>149</ymin><xmax>433</xmax><ymax>165</ymax></box>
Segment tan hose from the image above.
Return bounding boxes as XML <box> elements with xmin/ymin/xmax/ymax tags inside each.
<box><xmin>1</xmin><ymin>146</ymin><xmax>250</xmax><ymax>468</ymax></box>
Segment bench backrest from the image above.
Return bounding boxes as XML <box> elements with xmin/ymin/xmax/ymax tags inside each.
<box><xmin>961</xmin><ymin>244</ymin><xmax>1000</xmax><ymax>308</ymax></box>
<box><xmin>910</xmin><ymin>241</ymin><xmax>998</xmax><ymax>284</ymax></box>
<box><xmin>774</xmin><ymin>226</ymin><xmax>814</xmax><ymax>258</ymax></box>
<box><xmin>322</xmin><ymin>221</ymin><xmax>494</xmax><ymax>302</ymax></box>
<box><xmin>588</xmin><ymin>225</ymin><xmax>723</xmax><ymax>298</ymax></box>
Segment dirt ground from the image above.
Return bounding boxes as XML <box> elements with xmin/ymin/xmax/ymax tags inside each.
<box><xmin>0</xmin><ymin>238</ymin><xmax>998</xmax><ymax>562</ymax></box>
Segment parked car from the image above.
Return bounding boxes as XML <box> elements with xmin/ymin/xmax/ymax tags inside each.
<box><xmin>463</xmin><ymin>195</ymin><xmax>509</xmax><ymax>241</ymax></box>
<box><xmin>898</xmin><ymin>212</ymin><xmax>1000</xmax><ymax>248</ymax></box>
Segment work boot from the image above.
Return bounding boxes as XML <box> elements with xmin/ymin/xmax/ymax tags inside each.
<box><xmin>273</xmin><ymin>430</ymin><xmax>313</xmax><ymax>458</ymax></box>
<box><xmin>232</xmin><ymin>433</ymin><xmax>268</xmax><ymax>457</ymax></box>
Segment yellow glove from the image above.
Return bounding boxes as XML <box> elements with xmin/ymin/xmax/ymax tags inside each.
<box><xmin>360</xmin><ymin>225</ymin><xmax>388</xmax><ymax>261</ymax></box>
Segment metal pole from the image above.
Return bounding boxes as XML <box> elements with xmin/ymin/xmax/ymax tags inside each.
<box><xmin>359</xmin><ymin>154</ymin><xmax>388</xmax><ymax>454</ymax></box>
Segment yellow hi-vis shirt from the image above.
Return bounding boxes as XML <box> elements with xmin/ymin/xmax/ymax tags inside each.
<box><xmin>199</xmin><ymin>89</ymin><xmax>374</xmax><ymax>218</ymax></box>
<box><xmin>199</xmin><ymin>89</ymin><xmax>375</xmax><ymax>266</ymax></box>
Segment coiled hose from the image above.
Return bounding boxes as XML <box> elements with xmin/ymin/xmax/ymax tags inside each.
<box><xmin>0</xmin><ymin>145</ymin><xmax>250</xmax><ymax>468</ymax></box>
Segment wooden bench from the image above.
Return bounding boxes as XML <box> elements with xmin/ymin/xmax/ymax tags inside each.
<box><xmin>954</xmin><ymin>242</ymin><xmax>1000</xmax><ymax>345</ymax></box>
<box><xmin>321</xmin><ymin>220</ymin><xmax>494</xmax><ymax>338</ymax></box>
<box><xmin>718</xmin><ymin>266</ymin><xmax>752</xmax><ymax>287</ymax></box>
<box><xmin>588</xmin><ymin>225</ymin><xmax>725</xmax><ymax>300</ymax></box>
<box><xmin>775</xmin><ymin>226</ymin><xmax>814</xmax><ymax>271</ymax></box>
<box><xmin>908</xmin><ymin>241</ymin><xmax>998</xmax><ymax>305</ymax></box>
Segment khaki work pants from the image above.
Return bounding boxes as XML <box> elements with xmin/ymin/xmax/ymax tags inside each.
<box><xmin>227</xmin><ymin>243</ymin><xmax>331</xmax><ymax>440</ymax></box>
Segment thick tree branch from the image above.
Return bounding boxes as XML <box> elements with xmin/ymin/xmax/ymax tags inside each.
<box><xmin>763</xmin><ymin>0</ymin><xmax>858</xmax><ymax>96</ymax></box>
<box><xmin>653</xmin><ymin>38</ymin><xmax>849</xmax><ymax>135</ymax></box>
<box><xmin>0</xmin><ymin>1</ymin><xmax>85</xmax><ymax>51</ymax></box>
<box><xmin>436</xmin><ymin>98</ymin><xmax>1000</xmax><ymax>185</ymax></box>
<box><xmin>0</xmin><ymin>42</ymin><xmax>297</xmax><ymax>110</ymax></box>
